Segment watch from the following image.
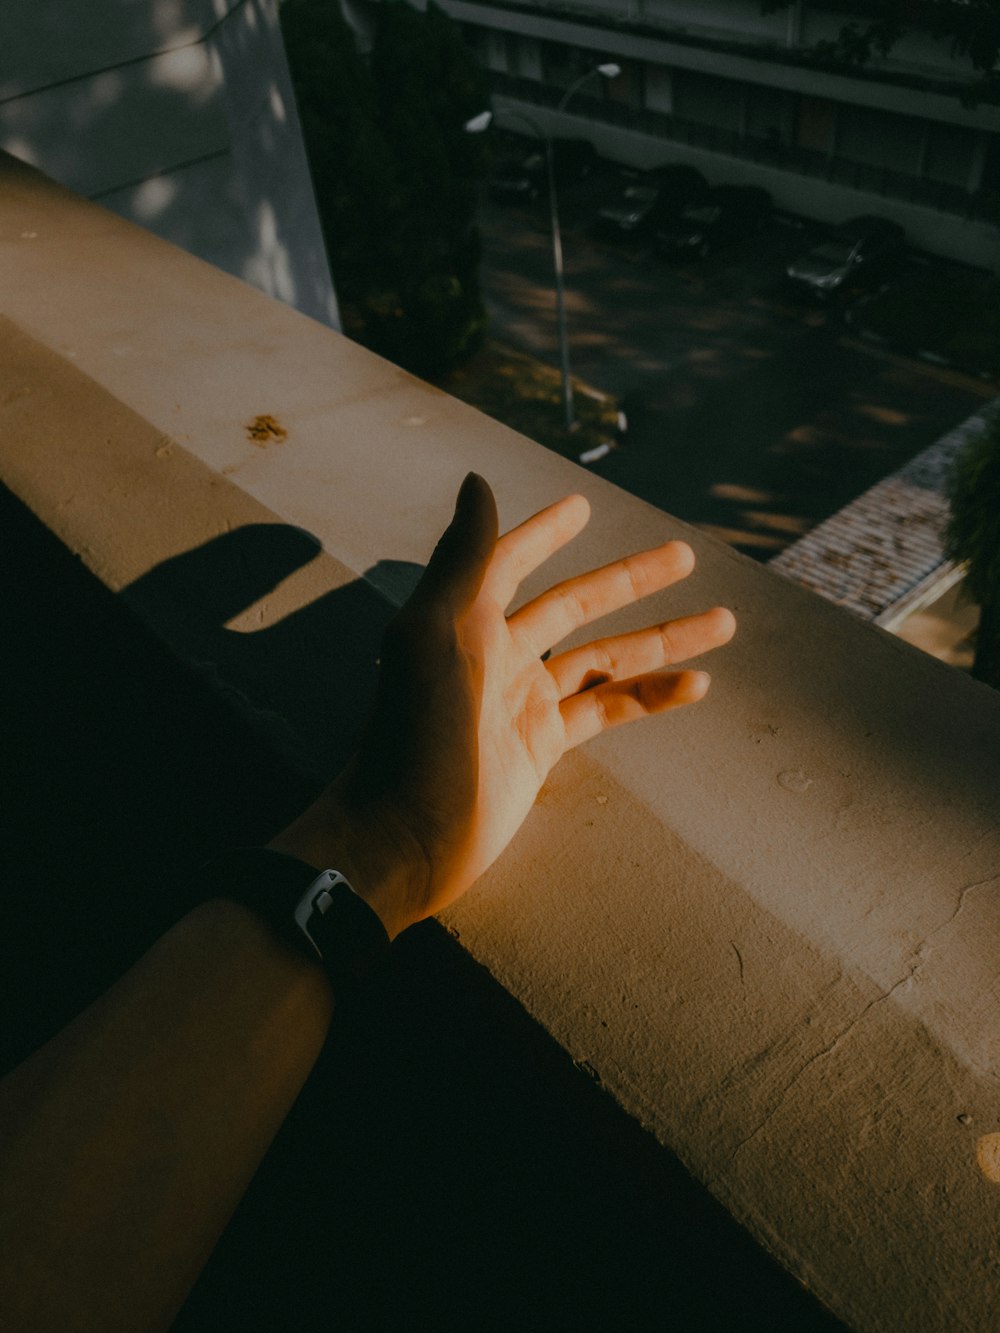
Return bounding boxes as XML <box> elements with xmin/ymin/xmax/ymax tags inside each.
<box><xmin>194</xmin><ymin>847</ymin><xmax>390</xmax><ymax>993</ymax></box>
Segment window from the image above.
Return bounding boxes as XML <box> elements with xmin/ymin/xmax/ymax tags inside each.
<box><xmin>644</xmin><ymin>65</ymin><xmax>673</xmax><ymax>115</ymax></box>
<box><xmin>747</xmin><ymin>84</ymin><xmax>790</xmax><ymax>143</ymax></box>
<box><xmin>604</xmin><ymin>59</ymin><xmax>642</xmax><ymax>109</ymax></box>
<box><xmin>507</xmin><ymin>34</ymin><xmax>541</xmax><ymax>81</ymax></box>
<box><xmin>795</xmin><ymin>96</ymin><xmax>835</xmax><ymax>154</ymax></box>
<box><xmin>673</xmin><ymin>70</ymin><xmax>743</xmax><ymax>131</ymax></box>
<box><xmin>837</xmin><ymin>104</ymin><xmax>922</xmax><ymax>174</ymax></box>
<box><xmin>923</xmin><ymin>122</ymin><xmax>974</xmax><ymax>187</ymax></box>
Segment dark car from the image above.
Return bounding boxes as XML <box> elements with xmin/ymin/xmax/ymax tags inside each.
<box><xmin>786</xmin><ymin>214</ymin><xmax>905</xmax><ymax>296</ymax></box>
<box><xmin>491</xmin><ymin>137</ymin><xmax>598</xmax><ymax>203</ymax></box>
<box><xmin>596</xmin><ymin>163</ymin><xmax>707</xmax><ymax>236</ymax></box>
<box><xmin>655</xmin><ymin>184</ymin><xmax>772</xmax><ymax>258</ymax></box>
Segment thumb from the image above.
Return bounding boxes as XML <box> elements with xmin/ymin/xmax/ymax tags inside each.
<box><xmin>413</xmin><ymin>473</ymin><xmax>498</xmax><ymax>613</ymax></box>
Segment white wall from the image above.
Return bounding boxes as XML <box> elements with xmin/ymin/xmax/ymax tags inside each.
<box><xmin>0</xmin><ymin>0</ymin><xmax>339</xmax><ymax>328</ymax></box>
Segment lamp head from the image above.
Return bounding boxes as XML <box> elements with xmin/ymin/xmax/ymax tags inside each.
<box><xmin>598</xmin><ymin>62</ymin><xmax>621</xmax><ymax>78</ymax></box>
<box><xmin>463</xmin><ymin>110</ymin><xmax>493</xmax><ymax>134</ymax></box>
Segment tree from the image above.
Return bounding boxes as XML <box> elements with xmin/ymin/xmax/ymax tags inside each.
<box><xmin>280</xmin><ymin>0</ymin><xmax>491</xmax><ymax>376</ymax></box>
<box><xmin>761</xmin><ymin>1</ymin><xmax>1000</xmax><ymax>103</ymax></box>
<box><xmin>945</xmin><ymin>414</ymin><xmax>1000</xmax><ymax>687</ymax></box>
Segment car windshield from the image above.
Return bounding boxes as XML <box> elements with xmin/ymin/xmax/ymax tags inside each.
<box><xmin>683</xmin><ymin>205</ymin><xmax>720</xmax><ymax>223</ymax></box>
<box><xmin>811</xmin><ymin>242</ymin><xmax>852</xmax><ymax>264</ymax></box>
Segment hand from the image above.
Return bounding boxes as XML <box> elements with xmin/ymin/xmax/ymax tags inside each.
<box><xmin>270</xmin><ymin>474</ymin><xmax>735</xmax><ymax>938</ymax></box>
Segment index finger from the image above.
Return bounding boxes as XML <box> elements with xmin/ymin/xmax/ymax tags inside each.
<box><xmin>483</xmin><ymin>493</ymin><xmax>591</xmax><ymax>609</ymax></box>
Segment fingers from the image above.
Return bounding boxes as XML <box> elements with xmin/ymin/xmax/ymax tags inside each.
<box><xmin>560</xmin><ymin>669</ymin><xmax>710</xmax><ymax>750</ymax></box>
<box><xmin>410</xmin><ymin>473</ymin><xmax>499</xmax><ymax>615</ymax></box>
<box><xmin>546</xmin><ymin>606</ymin><xmax>735</xmax><ymax>699</ymax></box>
<box><xmin>484</xmin><ymin>493</ymin><xmax>591</xmax><ymax>609</ymax></box>
<box><xmin>508</xmin><ymin>539</ymin><xmax>695</xmax><ymax>657</ymax></box>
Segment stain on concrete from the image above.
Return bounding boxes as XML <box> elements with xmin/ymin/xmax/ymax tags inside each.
<box><xmin>246</xmin><ymin>414</ymin><xmax>288</xmax><ymax>446</ymax></box>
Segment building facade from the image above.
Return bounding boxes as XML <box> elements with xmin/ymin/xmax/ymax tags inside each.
<box><xmin>1</xmin><ymin>0</ymin><xmax>339</xmax><ymax>327</ymax></box>
<box><xmin>435</xmin><ymin>0</ymin><xmax>1000</xmax><ymax>266</ymax></box>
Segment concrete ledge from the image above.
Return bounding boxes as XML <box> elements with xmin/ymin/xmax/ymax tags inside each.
<box><xmin>3</xmin><ymin>153</ymin><xmax>1000</xmax><ymax>1332</ymax></box>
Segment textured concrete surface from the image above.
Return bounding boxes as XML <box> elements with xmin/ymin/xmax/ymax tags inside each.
<box><xmin>2</xmin><ymin>156</ymin><xmax>1000</xmax><ymax>1333</ymax></box>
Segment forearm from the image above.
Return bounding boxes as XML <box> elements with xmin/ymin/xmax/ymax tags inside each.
<box><xmin>0</xmin><ymin>898</ymin><xmax>333</xmax><ymax>1333</ymax></box>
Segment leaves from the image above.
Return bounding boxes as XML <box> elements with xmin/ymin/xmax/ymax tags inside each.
<box><xmin>945</xmin><ymin>413</ymin><xmax>1000</xmax><ymax>686</ymax></box>
<box><xmin>946</xmin><ymin>415</ymin><xmax>1000</xmax><ymax>606</ymax></box>
<box><xmin>762</xmin><ymin>0</ymin><xmax>1000</xmax><ymax>100</ymax></box>
<box><xmin>280</xmin><ymin>0</ymin><xmax>491</xmax><ymax>374</ymax></box>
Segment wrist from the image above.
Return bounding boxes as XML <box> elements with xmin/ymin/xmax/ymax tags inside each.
<box><xmin>266</xmin><ymin>787</ymin><xmax>429</xmax><ymax>942</ymax></box>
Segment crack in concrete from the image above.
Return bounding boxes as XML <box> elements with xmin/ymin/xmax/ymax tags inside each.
<box><xmin>919</xmin><ymin>873</ymin><xmax>1000</xmax><ymax>953</ymax></box>
<box><xmin>722</xmin><ymin>873</ymin><xmax>1000</xmax><ymax>1172</ymax></box>
<box><xmin>724</xmin><ymin>965</ymin><xmax>921</xmax><ymax>1170</ymax></box>
<box><xmin>730</xmin><ymin>942</ymin><xmax>745</xmax><ymax>990</ymax></box>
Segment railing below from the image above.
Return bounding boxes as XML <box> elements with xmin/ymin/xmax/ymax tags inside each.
<box><xmin>491</xmin><ymin>71</ymin><xmax>987</xmax><ymax>218</ymax></box>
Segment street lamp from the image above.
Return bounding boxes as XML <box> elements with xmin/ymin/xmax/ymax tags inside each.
<box><xmin>463</xmin><ymin>110</ymin><xmax>493</xmax><ymax>135</ymax></box>
<box><xmin>504</xmin><ymin>62</ymin><xmax>619</xmax><ymax>430</ymax></box>
<box><xmin>557</xmin><ymin>63</ymin><xmax>621</xmax><ymax>115</ymax></box>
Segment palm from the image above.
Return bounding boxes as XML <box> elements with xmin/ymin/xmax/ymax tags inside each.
<box><xmin>466</xmin><ymin>599</ymin><xmax>565</xmax><ymax>880</ymax></box>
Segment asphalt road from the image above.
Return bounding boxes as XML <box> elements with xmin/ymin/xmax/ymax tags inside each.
<box><xmin>479</xmin><ymin>181</ymin><xmax>989</xmax><ymax>559</ymax></box>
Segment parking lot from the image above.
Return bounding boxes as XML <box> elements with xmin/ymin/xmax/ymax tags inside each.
<box><xmin>479</xmin><ymin>163</ymin><xmax>990</xmax><ymax>559</ymax></box>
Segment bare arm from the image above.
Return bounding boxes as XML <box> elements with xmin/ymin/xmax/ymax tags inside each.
<box><xmin>0</xmin><ymin>900</ymin><xmax>333</xmax><ymax>1332</ymax></box>
<box><xmin>0</xmin><ymin>476</ymin><xmax>734</xmax><ymax>1331</ymax></box>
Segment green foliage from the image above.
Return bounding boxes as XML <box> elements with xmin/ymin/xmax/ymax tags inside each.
<box><xmin>761</xmin><ymin>1</ymin><xmax>1000</xmax><ymax>102</ymax></box>
<box><xmin>946</xmin><ymin>415</ymin><xmax>1000</xmax><ymax>605</ymax></box>
<box><xmin>280</xmin><ymin>0</ymin><xmax>490</xmax><ymax>376</ymax></box>
<box><xmin>946</xmin><ymin>413</ymin><xmax>1000</xmax><ymax>685</ymax></box>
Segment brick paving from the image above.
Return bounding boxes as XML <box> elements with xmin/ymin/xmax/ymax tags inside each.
<box><xmin>768</xmin><ymin>397</ymin><xmax>999</xmax><ymax>623</ymax></box>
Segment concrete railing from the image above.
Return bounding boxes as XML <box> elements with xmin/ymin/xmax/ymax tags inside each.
<box><xmin>3</xmin><ymin>152</ymin><xmax>999</xmax><ymax>1333</ymax></box>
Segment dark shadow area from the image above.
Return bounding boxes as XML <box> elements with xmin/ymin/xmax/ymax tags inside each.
<box><xmin>120</xmin><ymin>524</ymin><xmax>404</xmax><ymax>780</ymax></box>
<box><xmin>0</xmin><ymin>482</ymin><xmax>846</xmax><ymax>1332</ymax></box>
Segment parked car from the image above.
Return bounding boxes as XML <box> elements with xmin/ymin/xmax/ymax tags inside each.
<box><xmin>595</xmin><ymin>163</ymin><xmax>707</xmax><ymax>236</ymax></box>
<box><xmin>655</xmin><ymin>184</ymin><xmax>772</xmax><ymax>258</ymax></box>
<box><xmin>785</xmin><ymin>214</ymin><xmax>906</xmax><ymax>296</ymax></box>
<box><xmin>491</xmin><ymin>137</ymin><xmax>599</xmax><ymax>203</ymax></box>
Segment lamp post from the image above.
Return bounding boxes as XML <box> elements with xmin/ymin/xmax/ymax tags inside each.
<box><xmin>463</xmin><ymin>110</ymin><xmax>493</xmax><ymax>135</ymax></box>
<box><xmin>504</xmin><ymin>63</ymin><xmax>619</xmax><ymax>431</ymax></box>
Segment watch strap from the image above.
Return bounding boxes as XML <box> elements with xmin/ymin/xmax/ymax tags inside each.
<box><xmin>194</xmin><ymin>847</ymin><xmax>390</xmax><ymax>993</ymax></box>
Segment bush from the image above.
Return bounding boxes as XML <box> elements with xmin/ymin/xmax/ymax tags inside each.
<box><xmin>946</xmin><ymin>412</ymin><xmax>1000</xmax><ymax>687</ymax></box>
<box><xmin>281</xmin><ymin>0</ymin><xmax>491</xmax><ymax>376</ymax></box>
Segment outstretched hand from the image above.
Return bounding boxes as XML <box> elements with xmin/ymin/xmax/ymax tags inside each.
<box><xmin>270</xmin><ymin>474</ymin><xmax>735</xmax><ymax>938</ymax></box>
